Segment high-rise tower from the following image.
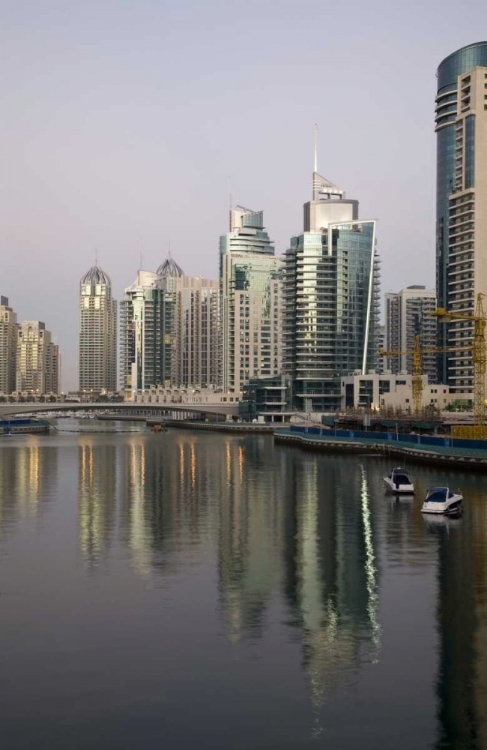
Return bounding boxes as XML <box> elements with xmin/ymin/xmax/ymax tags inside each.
<box><xmin>79</xmin><ymin>265</ymin><xmax>117</xmax><ymax>394</ymax></box>
<box><xmin>435</xmin><ymin>42</ymin><xmax>487</xmax><ymax>391</ymax></box>
<box><xmin>173</xmin><ymin>276</ymin><xmax>220</xmax><ymax>389</ymax></box>
<box><xmin>384</xmin><ymin>286</ymin><xmax>437</xmax><ymax>382</ymax></box>
<box><xmin>16</xmin><ymin>320</ymin><xmax>60</xmax><ymax>394</ymax></box>
<box><xmin>219</xmin><ymin>208</ymin><xmax>283</xmax><ymax>394</ymax></box>
<box><xmin>283</xmin><ymin>143</ymin><xmax>380</xmax><ymax>412</ymax></box>
<box><xmin>0</xmin><ymin>296</ymin><xmax>19</xmax><ymax>394</ymax></box>
<box><xmin>119</xmin><ymin>256</ymin><xmax>183</xmax><ymax>396</ymax></box>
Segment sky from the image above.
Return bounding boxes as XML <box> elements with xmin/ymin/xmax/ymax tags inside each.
<box><xmin>1</xmin><ymin>0</ymin><xmax>486</xmax><ymax>390</ymax></box>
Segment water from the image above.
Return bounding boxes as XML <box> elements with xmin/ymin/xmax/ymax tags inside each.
<box><xmin>1</xmin><ymin>421</ymin><xmax>487</xmax><ymax>749</ymax></box>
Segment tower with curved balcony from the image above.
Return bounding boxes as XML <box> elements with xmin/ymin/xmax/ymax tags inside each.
<box><xmin>435</xmin><ymin>42</ymin><xmax>487</xmax><ymax>391</ymax></box>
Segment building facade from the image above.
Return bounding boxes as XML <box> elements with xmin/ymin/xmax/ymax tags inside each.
<box><xmin>283</xmin><ymin>168</ymin><xmax>380</xmax><ymax>412</ymax></box>
<box><xmin>16</xmin><ymin>321</ymin><xmax>60</xmax><ymax>394</ymax></box>
<box><xmin>340</xmin><ymin>372</ymin><xmax>452</xmax><ymax>412</ymax></box>
<box><xmin>173</xmin><ymin>275</ymin><xmax>219</xmax><ymax>389</ymax></box>
<box><xmin>220</xmin><ymin>208</ymin><xmax>283</xmax><ymax>394</ymax></box>
<box><xmin>384</xmin><ymin>286</ymin><xmax>437</xmax><ymax>382</ymax></box>
<box><xmin>0</xmin><ymin>296</ymin><xmax>19</xmax><ymax>394</ymax></box>
<box><xmin>435</xmin><ymin>42</ymin><xmax>487</xmax><ymax>391</ymax></box>
<box><xmin>79</xmin><ymin>265</ymin><xmax>117</xmax><ymax>395</ymax></box>
<box><xmin>119</xmin><ymin>257</ymin><xmax>183</xmax><ymax>396</ymax></box>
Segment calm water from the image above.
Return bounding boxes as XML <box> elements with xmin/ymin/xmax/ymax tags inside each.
<box><xmin>1</xmin><ymin>421</ymin><xmax>487</xmax><ymax>749</ymax></box>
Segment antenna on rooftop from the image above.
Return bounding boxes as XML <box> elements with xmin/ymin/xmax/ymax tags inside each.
<box><xmin>314</xmin><ymin>123</ymin><xmax>318</xmax><ymax>173</ymax></box>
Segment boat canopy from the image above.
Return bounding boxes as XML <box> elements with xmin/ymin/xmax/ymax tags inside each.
<box><xmin>426</xmin><ymin>487</ymin><xmax>455</xmax><ymax>502</ymax></box>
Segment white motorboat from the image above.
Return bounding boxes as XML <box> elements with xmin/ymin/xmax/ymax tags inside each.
<box><xmin>421</xmin><ymin>487</ymin><xmax>463</xmax><ymax>516</ymax></box>
<box><xmin>383</xmin><ymin>468</ymin><xmax>414</xmax><ymax>494</ymax></box>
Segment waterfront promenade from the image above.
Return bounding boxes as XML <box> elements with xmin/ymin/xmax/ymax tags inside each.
<box><xmin>275</xmin><ymin>426</ymin><xmax>487</xmax><ymax>471</ymax></box>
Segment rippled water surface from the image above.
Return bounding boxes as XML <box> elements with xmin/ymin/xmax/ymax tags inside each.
<box><xmin>1</xmin><ymin>421</ymin><xmax>487</xmax><ymax>749</ymax></box>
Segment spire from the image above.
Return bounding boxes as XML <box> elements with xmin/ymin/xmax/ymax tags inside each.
<box><xmin>314</xmin><ymin>123</ymin><xmax>318</xmax><ymax>174</ymax></box>
<box><xmin>312</xmin><ymin>125</ymin><xmax>345</xmax><ymax>201</ymax></box>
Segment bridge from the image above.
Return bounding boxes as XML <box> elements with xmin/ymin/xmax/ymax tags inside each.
<box><xmin>0</xmin><ymin>401</ymin><xmax>239</xmax><ymax>420</ymax></box>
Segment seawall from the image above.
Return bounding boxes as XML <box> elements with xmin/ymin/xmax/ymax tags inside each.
<box><xmin>274</xmin><ymin>428</ymin><xmax>487</xmax><ymax>471</ymax></box>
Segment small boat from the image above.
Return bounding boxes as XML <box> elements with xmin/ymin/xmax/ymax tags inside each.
<box><xmin>421</xmin><ymin>487</ymin><xmax>463</xmax><ymax>516</ymax></box>
<box><xmin>383</xmin><ymin>468</ymin><xmax>414</xmax><ymax>494</ymax></box>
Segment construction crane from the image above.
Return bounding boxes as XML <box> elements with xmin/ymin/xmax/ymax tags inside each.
<box><xmin>432</xmin><ymin>293</ymin><xmax>487</xmax><ymax>431</ymax></box>
<box><xmin>380</xmin><ymin>334</ymin><xmax>424</xmax><ymax>415</ymax></box>
<box><xmin>380</xmin><ymin>336</ymin><xmax>476</xmax><ymax>417</ymax></box>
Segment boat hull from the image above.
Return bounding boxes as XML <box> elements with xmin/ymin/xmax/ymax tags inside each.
<box><xmin>421</xmin><ymin>498</ymin><xmax>463</xmax><ymax>516</ymax></box>
<box><xmin>383</xmin><ymin>477</ymin><xmax>415</xmax><ymax>494</ymax></box>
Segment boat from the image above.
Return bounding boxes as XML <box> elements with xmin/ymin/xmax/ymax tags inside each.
<box><xmin>383</xmin><ymin>468</ymin><xmax>414</xmax><ymax>494</ymax></box>
<box><xmin>421</xmin><ymin>487</ymin><xmax>463</xmax><ymax>516</ymax></box>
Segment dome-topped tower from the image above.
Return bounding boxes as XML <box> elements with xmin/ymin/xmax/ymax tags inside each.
<box><xmin>156</xmin><ymin>255</ymin><xmax>184</xmax><ymax>278</ymax></box>
<box><xmin>79</xmin><ymin>262</ymin><xmax>117</xmax><ymax>394</ymax></box>
<box><xmin>80</xmin><ymin>265</ymin><xmax>112</xmax><ymax>287</ymax></box>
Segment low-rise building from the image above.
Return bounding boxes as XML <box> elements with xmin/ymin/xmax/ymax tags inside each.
<box><xmin>239</xmin><ymin>375</ymin><xmax>291</xmax><ymax>422</ymax></box>
<box><xmin>340</xmin><ymin>372</ymin><xmax>453</xmax><ymax>412</ymax></box>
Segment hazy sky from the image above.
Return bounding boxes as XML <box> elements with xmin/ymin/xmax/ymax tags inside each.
<box><xmin>1</xmin><ymin>0</ymin><xmax>486</xmax><ymax>389</ymax></box>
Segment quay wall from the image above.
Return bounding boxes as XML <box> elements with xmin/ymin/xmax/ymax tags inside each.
<box><xmin>275</xmin><ymin>427</ymin><xmax>487</xmax><ymax>471</ymax></box>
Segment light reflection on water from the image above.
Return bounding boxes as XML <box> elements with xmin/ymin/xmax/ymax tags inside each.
<box><xmin>0</xmin><ymin>421</ymin><xmax>487</xmax><ymax>749</ymax></box>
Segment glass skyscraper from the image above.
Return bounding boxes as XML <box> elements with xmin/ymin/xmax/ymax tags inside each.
<box><xmin>283</xmin><ymin>169</ymin><xmax>380</xmax><ymax>412</ymax></box>
<box><xmin>435</xmin><ymin>42</ymin><xmax>487</xmax><ymax>390</ymax></box>
<box><xmin>220</xmin><ymin>208</ymin><xmax>283</xmax><ymax>394</ymax></box>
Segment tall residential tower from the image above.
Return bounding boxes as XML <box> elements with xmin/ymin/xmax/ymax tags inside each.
<box><xmin>435</xmin><ymin>42</ymin><xmax>487</xmax><ymax>392</ymax></box>
<box><xmin>283</xmin><ymin>154</ymin><xmax>380</xmax><ymax>412</ymax></box>
<box><xmin>79</xmin><ymin>265</ymin><xmax>117</xmax><ymax>394</ymax></box>
<box><xmin>220</xmin><ymin>208</ymin><xmax>282</xmax><ymax>394</ymax></box>
<box><xmin>119</xmin><ymin>256</ymin><xmax>183</xmax><ymax>396</ymax></box>
<box><xmin>16</xmin><ymin>320</ymin><xmax>60</xmax><ymax>395</ymax></box>
<box><xmin>0</xmin><ymin>296</ymin><xmax>19</xmax><ymax>394</ymax></box>
<box><xmin>384</xmin><ymin>286</ymin><xmax>437</xmax><ymax>383</ymax></box>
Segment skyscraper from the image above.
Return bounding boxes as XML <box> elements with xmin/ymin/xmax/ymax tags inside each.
<box><xmin>384</xmin><ymin>286</ymin><xmax>437</xmax><ymax>382</ymax></box>
<box><xmin>435</xmin><ymin>42</ymin><xmax>487</xmax><ymax>392</ymax></box>
<box><xmin>173</xmin><ymin>276</ymin><xmax>220</xmax><ymax>389</ymax></box>
<box><xmin>220</xmin><ymin>208</ymin><xmax>283</xmax><ymax>394</ymax></box>
<box><xmin>119</xmin><ymin>257</ymin><xmax>183</xmax><ymax>395</ymax></box>
<box><xmin>0</xmin><ymin>296</ymin><xmax>19</xmax><ymax>394</ymax></box>
<box><xmin>79</xmin><ymin>265</ymin><xmax>117</xmax><ymax>395</ymax></box>
<box><xmin>283</xmin><ymin>156</ymin><xmax>380</xmax><ymax>412</ymax></box>
<box><xmin>16</xmin><ymin>321</ymin><xmax>60</xmax><ymax>394</ymax></box>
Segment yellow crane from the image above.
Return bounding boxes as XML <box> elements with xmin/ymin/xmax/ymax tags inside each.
<box><xmin>380</xmin><ymin>334</ymin><xmax>424</xmax><ymax>415</ymax></box>
<box><xmin>380</xmin><ymin>336</ymin><xmax>478</xmax><ymax>418</ymax></box>
<box><xmin>432</xmin><ymin>292</ymin><xmax>487</xmax><ymax>436</ymax></box>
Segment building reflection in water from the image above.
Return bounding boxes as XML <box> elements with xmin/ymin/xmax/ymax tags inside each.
<box><xmin>282</xmin><ymin>454</ymin><xmax>380</xmax><ymax>721</ymax></box>
<box><xmin>0</xmin><ymin>439</ymin><xmax>57</xmax><ymax>536</ymax></box>
<box><xmin>433</xmin><ymin>474</ymin><xmax>487</xmax><ymax>749</ymax></box>
<box><xmin>78</xmin><ymin>439</ymin><xmax>117</xmax><ymax>567</ymax></box>
<box><xmin>216</xmin><ymin>440</ymin><xmax>381</xmax><ymax>717</ymax></box>
<box><xmin>218</xmin><ymin>436</ymin><xmax>286</xmax><ymax>644</ymax></box>
<box><xmin>119</xmin><ymin>434</ymin><xmax>211</xmax><ymax>577</ymax></box>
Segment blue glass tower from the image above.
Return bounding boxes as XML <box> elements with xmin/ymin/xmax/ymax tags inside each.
<box><xmin>435</xmin><ymin>42</ymin><xmax>487</xmax><ymax>386</ymax></box>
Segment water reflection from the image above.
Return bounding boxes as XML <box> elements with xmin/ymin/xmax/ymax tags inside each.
<box><xmin>119</xmin><ymin>435</ymin><xmax>213</xmax><ymax>576</ymax></box>
<box><xmin>3</xmin><ymin>431</ymin><xmax>487</xmax><ymax>748</ymax></box>
<box><xmin>434</xmin><ymin>476</ymin><xmax>487</xmax><ymax>749</ymax></box>
<box><xmin>282</xmin><ymin>454</ymin><xmax>381</xmax><ymax>717</ymax></box>
<box><xmin>0</xmin><ymin>440</ymin><xmax>57</xmax><ymax>534</ymax></box>
<box><xmin>218</xmin><ymin>436</ymin><xmax>285</xmax><ymax>643</ymax></box>
<box><xmin>78</xmin><ymin>440</ymin><xmax>116</xmax><ymax>567</ymax></box>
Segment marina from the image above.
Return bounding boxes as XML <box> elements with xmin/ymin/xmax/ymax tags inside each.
<box><xmin>1</xmin><ymin>423</ymin><xmax>487</xmax><ymax>748</ymax></box>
